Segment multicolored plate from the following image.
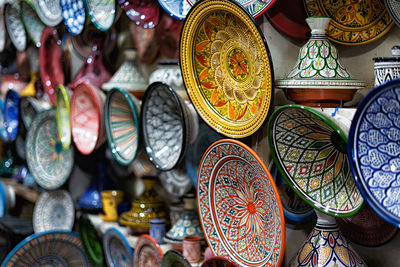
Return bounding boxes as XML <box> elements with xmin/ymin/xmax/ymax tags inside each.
<box><xmin>78</xmin><ymin>214</ymin><xmax>104</xmax><ymax>267</ymax></box>
<box><xmin>60</xmin><ymin>0</ymin><xmax>86</xmax><ymax>35</ymax></box>
<box><xmin>4</xmin><ymin>89</ymin><xmax>20</xmax><ymax>142</ymax></box>
<box><xmin>34</xmin><ymin>0</ymin><xmax>63</xmax><ymax>26</ymax></box>
<box><xmin>348</xmin><ymin>79</ymin><xmax>400</xmax><ymax>227</ymax></box>
<box><xmin>157</xmin><ymin>0</ymin><xmax>192</xmax><ymax>20</ymax></box>
<box><xmin>134</xmin><ymin>234</ymin><xmax>164</xmax><ymax>267</ymax></box>
<box><xmin>385</xmin><ymin>0</ymin><xmax>400</xmax><ymax>27</ymax></box>
<box><xmin>85</xmin><ymin>0</ymin><xmax>116</xmax><ymax>31</ymax></box>
<box><xmin>198</xmin><ymin>139</ymin><xmax>285</xmax><ymax>267</ymax></box>
<box><xmin>1</xmin><ymin>231</ymin><xmax>89</xmax><ymax>267</ymax></box>
<box><xmin>20</xmin><ymin>0</ymin><xmax>45</xmax><ymax>47</ymax></box>
<box><xmin>119</xmin><ymin>0</ymin><xmax>160</xmax><ymax>28</ymax></box>
<box><xmin>26</xmin><ymin>109</ymin><xmax>74</xmax><ymax>190</ymax></box>
<box><xmin>304</xmin><ymin>0</ymin><xmax>394</xmax><ymax>45</ymax></box>
<box><xmin>104</xmin><ymin>87</ymin><xmax>140</xmax><ymax>166</ymax></box>
<box><xmin>180</xmin><ymin>0</ymin><xmax>273</xmax><ymax>138</ymax></box>
<box><xmin>4</xmin><ymin>2</ymin><xmax>26</xmax><ymax>51</ymax></box>
<box><xmin>33</xmin><ymin>190</ymin><xmax>75</xmax><ymax>233</ymax></box>
<box><xmin>268</xmin><ymin>105</ymin><xmax>364</xmax><ymax>217</ymax></box>
<box><xmin>103</xmin><ymin>227</ymin><xmax>133</xmax><ymax>267</ymax></box>
<box><xmin>56</xmin><ymin>85</ymin><xmax>72</xmax><ymax>150</ymax></box>
<box><xmin>162</xmin><ymin>250</ymin><xmax>191</xmax><ymax>267</ymax></box>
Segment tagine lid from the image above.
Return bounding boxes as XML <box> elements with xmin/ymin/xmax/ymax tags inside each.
<box><xmin>276</xmin><ymin>17</ymin><xmax>365</xmax><ymax>90</ymax></box>
<box><xmin>373</xmin><ymin>45</ymin><xmax>400</xmax><ymax>63</ymax></box>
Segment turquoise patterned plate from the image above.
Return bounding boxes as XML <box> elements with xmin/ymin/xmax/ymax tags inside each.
<box><xmin>84</xmin><ymin>0</ymin><xmax>116</xmax><ymax>31</ymax></box>
<box><xmin>26</xmin><ymin>109</ymin><xmax>74</xmax><ymax>190</ymax></box>
<box><xmin>103</xmin><ymin>227</ymin><xmax>134</xmax><ymax>267</ymax></box>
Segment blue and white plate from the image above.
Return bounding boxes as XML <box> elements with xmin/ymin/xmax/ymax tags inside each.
<box><xmin>4</xmin><ymin>89</ymin><xmax>20</xmax><ymax>142</ymax></box>
<box><xmin>103</xmin><ymin>227</ymin><xmax>134</xmax><ymax>267</ymax></box>
<box><xmin>60</xmin><ymin>0</ymin><xmax>86</xmax><ymax>35</ymax></box>
<box><xmin>157</xmin><ymin>0</ymin><xmax>192</xmax><ymax>20</ymax></box>
<box><xmin>348</xmin><ymin>79</ymin><xmax>400</xmax><ymax>227</ymax></box>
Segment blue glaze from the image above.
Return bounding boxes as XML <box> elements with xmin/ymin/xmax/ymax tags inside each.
<box><xmin>4</xmin><ymin>89</ymin><xmax>20</xmax><ymax>141</ymax></box>
<box><xmin>60</xmin><ymin>0</ymin><xmax>86</xmax><ymax>35</ymax></box>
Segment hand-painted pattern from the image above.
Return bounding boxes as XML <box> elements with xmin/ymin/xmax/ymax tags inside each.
<box><xmin>198</xmin><ymin>140</ymin><xmax>284</xmax><ymax>267</ymax></box>
<box><xmin>157</xmin><ymin>0</ymin><xmax>191</xmax><ymax>20</ymax></box>
<box><xmin>85</xmin><ymin>0</ymin><xmax>116</xmax><ymax>31</ymax></box>
<box><xmin>103</xmin><ymin>228</ymin><xmax>133</xmax><ymax>267</ymax></box>
<box><xmin>60</xmin><ymin>0</ymin><xmax>86</xmax><ymax>35</ymax></box>
<box><xmin>134</xmin><ymin>235</ymin><xmax>163</xmax><ymax>267</ymax></box>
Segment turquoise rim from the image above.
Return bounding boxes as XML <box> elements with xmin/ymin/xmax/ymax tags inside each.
<box><xmin>84</xmin><ymin>0</ymin><xmax>116</xmax><ymax>31</ymax></box>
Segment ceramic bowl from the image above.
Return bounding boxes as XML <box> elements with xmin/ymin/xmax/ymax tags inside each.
<box><xmin>4</xmin><ymin>2</ymin><xmax>26</xmax><ymax>51</ymax></box>
<box><xmin>60</xmin><ymin>0</ymin><xmax>86</xmax><ymax>35</ymax></box>
<box><xmin>148</xmin><ymin>61</ymin><xmax>184</xmax><ymax>92</ymax></box>
<box><xmin>33</xmin><ymin>0</ymin><xmax>63</xmax><ymax>26</ymax></box>
<box><xmin>4</xmin><ymin>89</ymin><xmax>20</xmax><ymax>141</ymax></box>
<box><xmin>103</xmin><ymin>228</ymin><xmax>133</xmax><ymax>267</ymax></box>
<box><xmin>56</xmin><ymin>85</ymin><xmax>72</xmax><ymax>150</ymax></box>
<box><xmin>84</xmin><ymin>0</ymin><xmax>116</xmax><ymax>31</ymax></box>
<box><xmin>20</xmin><ymin>0</ymin><xmax>45</xmax><ymax>48</ymax></box>
<box><xmin>118</xmin><ymin>0</ymin><xmax>160</xmax><ymax>28</ymax></box>
<box><xmin>39</xmin><ymin>27</ymin><xmax>64</xmax><ymax>105</ymax></box>
<box><xmin>373</xmin><ymin>45</ymin><xmax>400</xmax><ymax>86</ymax></box>
<box><xmin>134</xmin><ymin>234</ymin><xmax>164</xmax><ymax>266</ymax></box>
<box><xmin>129</xmin><ymin>22</ymin><xmax>159</xmax><ymax>64</ymax></box>
<box><xmin>104</xmin><ymin>87</ymin><xmax>140</xmax><ymax>166</ymax></box>
<box><xmin>0</xmin><ymin>75</ymin><xmax>28</xmax><ymax>95</ymax></box>
<box><xmin>70</xmin><ymin>82</ymin><xmax>106</xmax><ymax>155</ymax></box>
<box><xmin>162</xmin><ymin>250</ymin><xmax>191</xmax><ymax>267</ymax></box>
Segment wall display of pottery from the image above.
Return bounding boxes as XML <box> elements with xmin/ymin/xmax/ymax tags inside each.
<box><xmin>373</xmin><ymin>46</ymin><xmax>400</xmax><ymax>86</ymax></box>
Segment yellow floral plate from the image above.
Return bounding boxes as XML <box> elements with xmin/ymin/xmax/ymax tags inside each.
<box><xmin>180</xmin><ymin>0</ymin><xmax>273</xmax><ymax>138</ymax></box>
<box><xmin>304</xmin><ymin>0</ymin><xmax>394</xmax><ymax>45</ymax></box>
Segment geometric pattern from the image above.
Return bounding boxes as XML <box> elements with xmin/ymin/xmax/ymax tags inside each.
<box><xmin>60</xmin><ymin>0</ymin><xmax>86</xmax><ymax>35</ymax></box>
<box><xmin>198</xmin><ymin>140</ymin><xmax>284</xmax><ymax>267</ymax></box>
<box><xmin>134</xmin><ymin>234</ymin><xmax>164</xmax><ymax>267</ymax></box>
<box><xmin>268</xmin><ymin>105</ymin><xmax>363</xmax><ymax>217</ymax></box>
<box><xmin>349</xmin><ymin>82</ymin><xmax>400</xmax><ymax>227</ymax></box>
<box><xmin>103</xmin><ymin>228</ymin><xmax>133</xmax><ymax>267</ymax></box>
<box><xmin>85</xmin><ymin>0</ymin><xmax>116</xmax><ymax>31</ymax></box>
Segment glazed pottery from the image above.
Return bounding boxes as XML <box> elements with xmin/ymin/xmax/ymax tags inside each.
<box><xmin>150</xmin><ymin>218</ymin><xmax>166</xmax><ymax>245</ymax></box>
<box><xmin>276</xmin><ymin>17</ymin><xmax>365</xmax><ymax>107</ymax></box>
<box><xmin>4</xmin><ymin>89</ymin><xmax>20</xmax><ymax>141</ymax></box>
<box><xmin>0</xmin><ymin>75</ymin><xmax>28</xmax><ymax>96</ymax></box>
<box><xmin>268</xmin><ymin>105</ymin><xmax>363</xmax><ymax>217</ymax></box>
<box><xmin>386</xmin><ymin>0</ymin><xmax>400</xmax><ymax>27</ymax></box>
<box><xmin>100</xmin><ymin>190</ymin><xmax>124</xmax><ymax>222</ymax></box>
<box><xmin>60</xmin><ymin>0</ymin><xmax>86</xmax><ymax>35</ymax></box>
<box><xmin>104</xmin><ymin>87</ymin><xmax>140</xmax><ymax>165</ymax></box>
<box><xmin>20</xmin><ymin>97</ymin><xmax>50</xmax><ymax>130</ymax></box>
<box><xmin>305</xmin><ymin>0</ymin><xmax>393</xmax><ymax>45</ymax></box>
<box><xmin>102</xmin><ymin>50</ymin><xmax>147</xmax><ymax>98</ymax></box>
<box><xmin>348</xmin><ymin>79</ymin><xmax>400</xmax><ymax>227</ymax></box>
<box><xmin>149</xmin><ymin>61</ymin><xmax>184</xmax><ymax>92</ymax></box>
<box><xmin>1</xmin><ymin>231</ymin><xmax>89</xmax><ymax>267</ymax></box>
<box><xmin>120</xmin><ymin>176</ymin><xmax>167</xmax><ymax>233</ymax></box>
<box><xmin>183</xmin><ymin>236</ymin><xmax>201</xmax><ymax>263</ymax></box>
<box><xmin>201</xmin><ymin>257</ymin><xmax>239</xmax><ymax>267</ymax></box>
<box><xmin>39</xmin><ymin>27</ymin><xmax>65</xmax><ymax>105</ymax></box>
<box><xmin>0</xmin><ymin>1</ymin><xmax>5</xmax><ymax>52</ymax></box>
<box><xmin>26</xmin><ymin>109</ymin><xmax>74</xmax><ymax>190</ymax></box>
<box><xmin>180</xmin><ymin>0</ymin><xmax>274</xmax><ymax>138</ymax></box>
<box><xmin>78</xmin><ymin>214</ymin><xmax>103</xmax><ymax>267</ymax></box>
<box><xmin>373</xmin><ymin>45</ymin><xmax>400</xmax><ymax>86</ymax></box>
<box><xmin>77</xmin><ymin>177</ymin><xmax>103</xmax><ymax>211</ymax></box>
<box><xmin>157</xmin><ymin>0</ymin><xmax>192</xmax><ymax>20</ymax></box>
<box><xmin>169</xmin><ymin>200</ymin><xmax>184</xmax><ymax>225</ymax></box>
<box><xmin>159</xmin><ymin>165</ymin><xmax>192</xmax><ymax>198</ymax></box>
<box><xmin>289</xmin><ymin>210</ymin><xmax>366</xmax><ymax>267</ymax></box>
<box><xmin>162</xmin><ymin>250</ymin><xmax>191</xmax><ymax>267</ymax></box>
<box><xmin>0</xmin><ymin>99</ymin><xmax>7</xmax><ymax>141</ymax></box>
<box><xmin>56</xmin><ymin>85</ymin><xmax>72</xmax><ymax>149</ymax></box>
<box><xmin>103</xmin><ymin>227</ymin><xmax>134</xmax><ymax>267</ymax></box>
<box><xmin>70</xmin><ymin>82</ymin><xmax>106</xmax><ymax>155</ymax></box>
<box><xmin>34</xmin><ymin>0</ymin><xmax>63</xmax><ymax>26</ymax></box>
<box><xmin>33</xmin><ymin>190</ymin><xmax>74</xmax><ymax>233</ymax></box>
<box><xmin>0</xmin><ymin>181</ymin><xmax>6</xmax><ymax>216</ymax></box>
<box><xmin>119</xmin><ymin>0</ymin><xmax>160</xmax><ymax>28</ymax></box>
<box><xmin>134</xmin><ymin>234</ymin><xmax>164</xmax><ymax>267</ymax></box>
<box><xmin>85</xmin><ymin>0</ymin><xmax>116</xmax><ymax>31</ymax></box>
<box><xmin>198</xmin><ymin>139</ymin><xmax>285</xmax><ymax>267</ymax></box>
<box><xmin>20</xmin><ymin>0</ymin><xmax>45</xmax><ymax>47</ymax></box>
<box><xmin>129</xmin><ymin>22</ymin><xmax>159</xmax><ymax>64</ymax></box>
<box><xmin>4</xmin><ymin>2</ymin><xmax>26</xmax><ymax>51</ymax></box>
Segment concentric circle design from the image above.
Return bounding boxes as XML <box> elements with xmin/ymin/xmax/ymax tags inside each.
<box><xmin>268</xmin><ymin>105</ymin><xmax>363</xmax><ymax>217</ymax></box>
<box><xmin>20</xmin><ymin>0</ymin><xmax>45</xmax><ymax>47</ymax></box>
<box><xmin>198</xmin><ymin>139</ymin><xmax>285</xmax><ymax>267</ymax></box>
<box><xmin>4</xmin><ymin>2</ymin><xmax>26</xmax><ymax>51</ymax></box>
<box><xmin>103</xmin><ymin>228</ymin><xmax>133</xmax><ymax>267</ymax></box>
<box><xmin>60</xmin><ymin>0</ymin><xmax>86</xmax><ymax>35</ymax></box>
<box><xmin>85</xmin><ymin>0</ymin><xmax>116</xmax><ymax>31</ymax></box>
<box><xmin>134</xmin><ymin>234</ymin><xmax>164</xmax><ymax>266</ymax></box>
<box><xmin>180</xmin><ymin>0</ymin><xmax>273</xmax><ymax>138</ymax></box>
<box><xmin>34</xmin><ymin>0</ymin><xmax>63</xmax><ymax>26</ymax></box>
<box><xmin>56</xmin><ymin>85</ymin><xmax>72</xmax><ymax>150</ymax></box>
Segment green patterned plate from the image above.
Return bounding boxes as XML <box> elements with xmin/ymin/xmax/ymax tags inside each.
<box><xmin>56</xmin><ymin>85</ymin><xmax>71</xmax><ymax>150</ymax></box>
<box><xmin>268</xmin><ymin>105</ymin><xmax>363</xmax><ymax>217</ymax></box>
<box><xmin>78</xmin><ymin>214</ymin><xmax>104</xmax><ymax>267</ymax></box>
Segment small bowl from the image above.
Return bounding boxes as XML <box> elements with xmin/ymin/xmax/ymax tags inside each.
<box><xmin>60</xmin><ymin>0</ymin><xmax>86</xmax><ymax>36</ymax></box>
<box><xmin>4</xmin><ymin>89</ymin><xmax>20</xmax><ymax>141</ymax></box>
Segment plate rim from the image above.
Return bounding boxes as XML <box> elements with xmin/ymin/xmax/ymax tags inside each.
<box><xmin>134</xmin><ymin>234</ymin><xmax>164</xmax><ymax>265</ymax></box>
<box><xmin>102</xmin><ymin>227</ymin><xmax>134</xmax><ymax>267</ymax></box>
<box><xmin>78</xmin><ymin>214</ymin><xmax>104</xmax><ymax>266</ymax></box>
<box><xmin>84</xmin><ymin>0</ymin><xmax>116</xmax><ymax>31</ymax></box>
<box><xmin>56</xmin><ymin>84</ymin><xmax>71</xmax><ymax>150</ymax></box>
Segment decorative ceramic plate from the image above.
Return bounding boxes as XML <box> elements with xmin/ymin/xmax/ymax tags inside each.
<box><xmin>198</xmin><ymin>139</ymin><xmax>285</xmax><ymax>267</ymax></box>
<box><xmin>1</xmin><ymin>231</ymin><xmax>89</xmax><ymax>267</ymax></box>
<box><xmin>78</xmin><ymin>214</ymin><xmax>104</xmax><ymax>267</ymax></box>
<box><xmin>268</xmin><ymin>105</ymin><xmax>364</xmax><ymax>217</ymax></box>
<box><xmin>4</xmin><ymin>89</ymin><xmax>20</xmax><ymax>141</ymax></box>
<box><xmin>0</xmin><ymin>99</ymin><xmax>7</xmax><ymax>141</ymax></box>
<box><xmin>104</xmin><ymin>87</ymin><xmax>140</xmax><ymax>166</ymax></box>
<box><xmin>162</xmin><ymin>250</ymin><xmax>191</xmax><ymax>267</ymax></box>
<box><xmin>304</xmin><ymin>0</ymin><xmax>394</xmax><ymax>45</ymax></box>
<box><xmin>141</xmin><ymin>82</ymin><xmax>189</xmax><ymax>171</ymax></box>
<box><xmin>0</xmin><ymin>3</ymin><xmax>5</xmax><ymax>52</ymax></box>
<box><xmin>269</xmin><ymin>161</ymin><xmax>315</xmax><ymax>224</ymax></box>
<box><xmin>134</xmin><ymin>234</ymin><xmax>164</xmax><ymax>267</ymax></box>
<box><xmin>159</xmin><ymin>166</ymin><xmax>192</xmax><ymax>197</ymax></box>
<box><xmin>4</xmin><ymin>2</ymin><xmax>26</xmax><ymax>51</ymax></box>
<box><xmin>201</xmin><ymin>256</ymin><xmax>239</xmax><ymax>267</ymax></box>
<box><xmin>103</xmin><ymin>227</ymin><xmax>133</xmax><ymax>267</ymax></box>
<box><xmin>0</xmin><ymin>181</ymin><xmax>6</xmax><ymax>216</ymax></box>
<box><xmin>39</xmin><ymin>27</ymin><xmax>64</xmax><ymax>105</ymax></box>
<box><xmin>33</xmin><ymin>190</ymin><xmax>75</xmax><ymax>233</ymax></box>
<box><xmin>119</xmin><ymin>0</ymin><xmax>160</xmax><ymax>28</ymax></box>
<box><xmin>26</xmin><ymin>109</ymin><xmax>74</xmax><ymax>190</ymax></box>
<box><xmin>348</xmin><ymin>79</ymin><xmax>400</xmax><ymax>227</ymax></box>
<box><xmin>186</xmin><ymin>0</ymin><xmax>276</xmax><ymax>19</ymax></box>
<box><xmin>20</xmin><ymin>0</ymin><xmax>45</xmax><ymax>47</ymax></box>
<box><xmin>60</xmin><ymin>0</ymin><xmax>86</xmax><ymax>35</ymax></box>
<box><xmin>180</xmin><ymin>0</ymin><xmax>273</xmax><ymax>138</ymax></box>
<box><xmin>385</xmin><ymin>0</ymin><xmax>400</xmax><ymax>27</ymax></box>
<box><xmin>265</xmin><ymin>0</ymin><xmax>310</xmax><ymax>39</ymax></box>
<box><xmin>84</xmin><ymin>0</ymin><xmax>116</xmax><ymax>31</ymax></box>
<box><xmin>157</xmin><ymin>0</ymin><xmax>192</xmax><ymax>20</ymax></box>
<box><xmin>56</xmin><ymin>85</ymin><xmax>71</xmax><ymax>150</ymax></box>
<box><xmin>34</xmin><ymin>0</ymin><xmax>63</xmax><ymax>26</ymax></box>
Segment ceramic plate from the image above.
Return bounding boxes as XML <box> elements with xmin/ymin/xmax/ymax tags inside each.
<box><xmin>4</xmin><ymin>89</ymin><xmax>20</xmax><ymax>141</ymax></box>
<box><xmin>119</xmin><ymin>0</ymin><xmax>160</xmax><ymax>28</ymax></box>
<box><xmin>134</xmin><ymin>234</ymin><xmax>163</xmax><ymax>267</ymax></box>
<box><xmin>103</xmin><ymin>227</ymin><xmax>134</xmax><ymax>267</ymax></box>
<box><xmin>304</xmin><ymin>0</ymin><xmax>394</xmax><ymax>45</ymax></box>
<box><xmin>0</xmin><ymin>99</ymin><xmax>7</xmax><ymax>141</ymax></box>
<box><xmin>56</xmin><ymin>85</ymin><xmax>72</xmax><ymax>150</ymax></box>
<box><xmin>157</xmin><ymin>0</ymin><xmax>192</xmax><ymax>20</ymax></box>
<box><xmin>141</xmin><ymin>82</ymin><xmax>189</xmax><ymax>171</ymax></box>
<box><xmin>78</xmin><ymin>214</ymin><xmax>104</xmax><ymax>267</ymax></box>
<box><xmin>26</xmin><ymin>109</ymin><xmax>74</xmax><ymax>190</ymax></box>
<box><xmin>198</xmin><ymin>139</ymin><xmax>285</xmax><ymax>267</ymax></box>
<box><xmin>4</xmin><ymin>2</ymin><xmax>26</xmax><ymax>51</ymax></box>
<box><xmin>33</xmin><ymin>190</ymin><xmax>75</xmax><ymax>233</ymax></box>
<box><xmin>264</xmin><ymin>0</ymin><xmax>310</xmax><ymax>39</ymax></box>
<box><xmin>1</xmin><ymin>231</ymin><xmax>89</xmax><ymax>267</ymax></box>
<box><xmin>39</xmin><ymin>27</ymin><xmax>64</xmax><ymax>105</ymax></box>
<box><xmin>34</xmin><ymin>0</ymin><xmax>63</xmax><ymax>26</ymax></box>
<box><xmin>20</xmin><ymin>0</ymin><xmax>45</xmax><ymax>47</ymax></box>
<box><xmin>0</xmin><ymin>181</ymin><xmax>6</xmax><ymax>216</ymax></box>
<box><xmin>162</xmin><ymin>250</ymin><xmax>191</xmax><ymax>267</ymax></box>
<box><xmin>268</xmin><ymin>105</ymin><xmax>364</xmax><ymax>217</ymax></box>
<box><xmin>60</xmin><ymin>0</ymin><xmax>86</xmax><ymax>35</ymax></box>
<box><xmin>85</xmin><ymin>0</ymin><xmax>116</xmax><ymax>31</ymax></box>
<box><xmin>348</xmin><ymin>79</ymin><xmax>400</xmax><ymax>227</ymax></box>
<box><xmin>201</xmin><ymin>256</ymin><xmax>239</xmax><ymax>267</ymax></box>
<box><xmin>385</xmin><ymin>0</ymin><xmax>400</xmax><ymax>27</ymax></box>
<box><xmin>180</xmin><ymin>0</ymin><xmax>273</xmax><ymax>138</ymax></box>
<box><xmin>0</xmin><ymin>3</ymin><xmax>5</xmax><ymax>52</ymax></box>
<box><xmin>159</xmin><ymin>166</ymin><xmax>192</xmax><ymax>198</ymax></box>
<box><xmin>104</xmin><ymin>87</ymin><xmax>140</xmax><ymax>166</ymax></box>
